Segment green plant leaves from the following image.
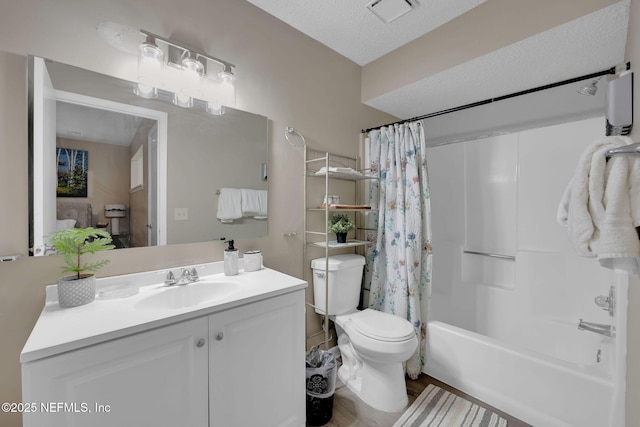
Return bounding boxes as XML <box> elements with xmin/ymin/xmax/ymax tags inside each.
<box><xmin>328</xmin><ymin>213</ymin><xmax>355</xmax><ymax>234</ymax></box>
<box><xmin>50</xmin><ymin>227</ymin><xmax>115</xmax><ymax>279</ymax></box>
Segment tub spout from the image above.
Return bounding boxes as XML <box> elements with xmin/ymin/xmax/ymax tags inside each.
<box><xmin>578</xmin><ymin>319</ymin><xmax>615</xmax><ymax>338</ymax></box>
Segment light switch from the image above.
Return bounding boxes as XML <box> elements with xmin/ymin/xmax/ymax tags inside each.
<box><xmin>174</xmin><ymin>208</ymin><xmax>189</xmax><ymax>221</ymax></box>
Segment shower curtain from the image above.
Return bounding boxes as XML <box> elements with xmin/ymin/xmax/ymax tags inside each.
<box><xmin>365</xmin><ymin>121</ymin><xmax>432</xmax><ymax>379</ymax></box>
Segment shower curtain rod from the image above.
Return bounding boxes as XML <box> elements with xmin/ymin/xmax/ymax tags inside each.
<box><xmin>362</xmin><ymin>62</ymin><xmax>631</xmax><ymax>134</ymax></box>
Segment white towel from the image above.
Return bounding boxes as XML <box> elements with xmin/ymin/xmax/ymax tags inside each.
<box><xmin>241</xmin><ymin>189</ymin><xmax>268</xmax><ymax>219</ymax></box>
<box><xmin>217</xmin><ymin>188</ymin><xmax>243</xmax><ymax>223</ymax></box>
<box><xmin>315</xmin><ymin>166</ymin><xmax>363</xmax><ymax>177</ymax></box>
<box><xmin>557</xmin><ymin>137</ymin><xmax>624</xmax><ymax>256</ymax></box>
<box><xmin>597</xmin><ymin>155</ymin><xmax>640</xmax><ymax>274</ymax></box>
<box><xmin>558</xmin><ymin>136</ymin><xmax>640</xmax><ymax>273</ymax></box>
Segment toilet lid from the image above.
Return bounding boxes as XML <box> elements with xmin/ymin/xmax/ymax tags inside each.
<box><xmin>349</xmin><ymin>309</ymin><xmax>415</xmax><ymax>342</ymax></box>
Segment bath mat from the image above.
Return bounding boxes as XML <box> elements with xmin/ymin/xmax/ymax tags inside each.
<box><xmin>393</xmin><ymin>384</ymin><xmax>508</xmax><ymax>427</ymax></box>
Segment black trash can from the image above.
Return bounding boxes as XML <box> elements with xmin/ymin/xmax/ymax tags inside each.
<box><xmin>305</xmin><ymin>348</ymin><xmax>337</xmax><ymax>426</ymax></box>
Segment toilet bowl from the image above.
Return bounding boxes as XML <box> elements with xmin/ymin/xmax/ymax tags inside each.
<box><xmin>311</xmin><ymin>255</ymin><xmax>418</xmax><ymax>413</ymax></box>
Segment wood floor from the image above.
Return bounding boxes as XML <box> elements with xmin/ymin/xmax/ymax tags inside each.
<box><xmin>309</xmin><ymin>373</ymin><xmax>532</xmax><ymax>427</ymax></box>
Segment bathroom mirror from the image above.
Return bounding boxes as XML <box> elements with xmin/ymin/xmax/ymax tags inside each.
<box><xmin>28</xmin><ymin>56</ymin><xmax>269</xmax><ymax>255</ymax></box>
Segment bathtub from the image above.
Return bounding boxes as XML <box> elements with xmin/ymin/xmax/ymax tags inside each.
<box><xmin>423</xmin><ymin>119</ymin><xmax>628</xmax><ymax>426</ymax></box>
<box><xmin>425</xmin><ymin>298</ymin><xmax>627</xmax><ymax>427</ymax></box>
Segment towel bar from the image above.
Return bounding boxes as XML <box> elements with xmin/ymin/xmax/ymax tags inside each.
<box><xmin>463</xmin><ymin>250</ymin><xmax>516</xmax><ymax>261</ymax></box>
<box><xmin>605</xmin><ymin>141</ymin><xmax>640</xmax><ymax>158</ymax></box>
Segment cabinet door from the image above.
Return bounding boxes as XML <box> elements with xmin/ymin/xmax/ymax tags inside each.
<box><xmin>209</xmin><ymin>290</ymin><xmax>305</xmax><ymax>427</ymax></box>
<box><xmin>22</xmin><ymin>317</ymin><xmax>209</xmax><ymax>427</ymax></box>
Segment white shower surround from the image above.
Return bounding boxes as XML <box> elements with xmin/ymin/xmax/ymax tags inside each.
<box><xmin>425</xmin><ymin>116</ymin><xmax>627</xmax><ymax>426</ymax></box>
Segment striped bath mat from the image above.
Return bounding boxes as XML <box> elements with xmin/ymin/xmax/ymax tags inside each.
<box><xmin>394</xmin><ymin>384</ymin><xmax>508</xmax><ymax>427</ymax></box>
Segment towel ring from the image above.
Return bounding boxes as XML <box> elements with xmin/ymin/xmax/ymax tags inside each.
<box><xmin>285</xmin><ymin>127</ymin><xmax>306</xmax><ymax>148</ymax></box>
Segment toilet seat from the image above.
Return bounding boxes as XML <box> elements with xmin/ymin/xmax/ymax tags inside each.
<box><xmin>338</xmin><ymin>309</ymin><xmax>415</xmax><ymax>342</ymax></box>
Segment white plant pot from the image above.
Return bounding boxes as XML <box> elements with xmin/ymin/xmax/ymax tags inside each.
<box><xmin>57</xmin><ymin>274</ymin><xmax>96</xmax><ymax>308</ymax></box>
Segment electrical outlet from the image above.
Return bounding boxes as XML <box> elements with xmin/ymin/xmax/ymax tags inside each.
<box><xmin>174</xmin><ymin>208</ymin><xmax>189</xmax><ymax>221</ymax></box>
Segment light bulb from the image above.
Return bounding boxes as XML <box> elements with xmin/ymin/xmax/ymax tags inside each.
<box><xmin>182</xmin><ymin>56</ymin><xmax>204</xmax><ymax>76</ymax></box>
<box><xmin>218</xmin><ymin>64</ymin><xmax>236</xmax><ymax>84</ymax></box>
<box><xmin>180</xmin><ymin>54</ymin><xmax>205</xmax><ymax>100</ymax></box>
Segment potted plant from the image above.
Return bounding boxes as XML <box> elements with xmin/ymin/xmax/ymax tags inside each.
<box><xmin>50</xmin><ymin>227</ymin><xmax>115</xmax><ymax>308</ymax></box>
<box><xmin>328</xmin><ymin>213</ymin><xmax>355</xmax><ymax>244</ymax></box>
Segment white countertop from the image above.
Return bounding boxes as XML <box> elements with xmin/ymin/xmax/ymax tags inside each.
<box><xmin>20</xmin><ymin>261</ymin><xmax>307</xmax><ymax>363</ymax></box>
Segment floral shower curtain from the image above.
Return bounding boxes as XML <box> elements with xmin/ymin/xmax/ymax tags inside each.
<box><xmin>364</xmin><ymin>121</ymin><xmax>432</xmax><ymax>379</ymax></box>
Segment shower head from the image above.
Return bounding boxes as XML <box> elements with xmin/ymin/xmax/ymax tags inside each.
<box><xmin>577</xmin><ymin>76</ymin><xmax>603</xmax><ymax>96</ymax></box>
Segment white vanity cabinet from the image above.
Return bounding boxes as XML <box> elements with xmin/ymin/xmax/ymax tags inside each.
<box><xmin>22</xmin><ymin>287</ymin><xmax>306</xmax><ymax>427</ymax></box>
<box><xmin>22</xmin><ymin>317</ymin><xmax>210</xmax><ymax>427</ymax></box>
<box><xmin>209</xmin><ymin>290</ymin><xmax>305</xmax><ymax>426</ymax></box>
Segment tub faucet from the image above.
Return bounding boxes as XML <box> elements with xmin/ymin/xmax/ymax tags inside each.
<box><xmin>578</xmin><ymin>319</ymin><xmax>615</xmax><ymax>338</ymax></box>
<box><xmin>594</xmin><ymin>285</ymin><xmax>615</xmax><ymax>317</ymax></box>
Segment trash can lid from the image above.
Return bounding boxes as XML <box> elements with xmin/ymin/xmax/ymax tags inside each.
<box><xmin>350</xmin><ymin>309</ymin><xmax>415</xmax><ymax>342</ymax></box>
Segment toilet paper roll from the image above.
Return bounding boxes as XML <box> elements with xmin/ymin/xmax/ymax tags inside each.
<box><xmin>244</xmin><ymin>250</ymin><xmax>263</xmax><ymax>272</ymax></box>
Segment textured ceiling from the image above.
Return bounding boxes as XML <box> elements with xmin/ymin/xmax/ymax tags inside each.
<box><xmin>246</xmin><ymin>0</ymin><xmax>487</xmax><ymax>66</ymax></box>
<box><xmin>247</xmin><ymin>0</ymin><xmax>630</xmax><ymax>121</ymax></box>
<box><xmin>366</xmin><ymin>1</ymin><xmax>630</xmax><ymax>119</ymax></box>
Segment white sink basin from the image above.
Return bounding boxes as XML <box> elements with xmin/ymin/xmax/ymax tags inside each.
<box><xmin>136</xmin><ymin>281</ymin><xmax>239</xmax><ymax>310</ymax></box>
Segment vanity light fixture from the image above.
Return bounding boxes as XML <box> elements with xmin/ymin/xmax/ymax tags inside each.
<box><xmin>134</xmin><ymin>29</ymin><xmax>236</xmax><ymax>115</ymax></box>
<box><xmin>182</xmin><ymin>54</ymin><xmax>205</xmax><ymax>76</ymax></box>
<box><xmin>135</xmin><ymin>35</ymin><xmax>163</xmax><ymax>99</ymax></box>
<box><xmin>176</xmin><ymin>52</ymin><xmax>204</xmax><ymax>107</ymax></box>
<box><xmin>218</xmin><ymin>64</ymin><xmax>236</xmax><ymax>83</ymax></box>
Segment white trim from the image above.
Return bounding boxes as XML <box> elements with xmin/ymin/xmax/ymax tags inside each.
<box><xmin>130</xmin><ymin>145</ymin><xmax>144</xmax><ymax>191</ymax></box>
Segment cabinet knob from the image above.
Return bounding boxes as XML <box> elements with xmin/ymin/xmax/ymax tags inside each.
<box><xmin>215</xmin><ymin>332</ymin><xmax>224</xmax><ymax>341</ymax></box>
<box><xmin>196</xmin><ymin>338</ymin><xmax>206</xmax><ymax>348</ymax></box>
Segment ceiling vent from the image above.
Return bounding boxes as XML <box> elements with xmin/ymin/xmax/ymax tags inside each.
<box><xmin>367</xmin><ymin>0</ymin><xmax>415</xmax><ymax>24</ymax></box>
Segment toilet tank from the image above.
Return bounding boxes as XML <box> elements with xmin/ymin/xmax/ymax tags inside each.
<box><xmin>311</xmin><ymin>254</ymin><xmax>365</xmax><ymax>315</ymax></box>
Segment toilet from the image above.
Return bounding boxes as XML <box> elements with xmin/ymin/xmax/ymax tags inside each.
<box><xmin>311</xmin><ymin>254</ymin><xmax>418</xmax><ymax>413</ymax></box>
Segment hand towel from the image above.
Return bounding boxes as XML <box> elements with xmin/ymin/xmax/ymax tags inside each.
<box><xmin>217</xmin><ymin>188</ymin><xmax>243</xmax><ymax>223</ymax></box>
<box><xmin>241</xmin><ymin>189</ymin><xmax>268</xmax><ymax>219</ymax></box>
<box><xmin>597</xmin><ymin>155</ymin><xmax>640</xmax><ymax>274</ymax></box>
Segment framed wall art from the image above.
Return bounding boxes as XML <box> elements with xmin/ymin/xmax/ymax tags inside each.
<box><xmin>56</xmin><ymin>147</ymin><xmax>88</xmax><ymax>197</ymax></box>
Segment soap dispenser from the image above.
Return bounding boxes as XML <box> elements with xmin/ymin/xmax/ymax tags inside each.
<box><xmin>224</xmin><ymin>240</ymin><xmax>239</xmax><ymax>276</ymax></box>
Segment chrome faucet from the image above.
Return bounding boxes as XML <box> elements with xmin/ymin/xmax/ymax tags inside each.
<box><xmin>594</xmin><ymin>285</ymin><xmax>615</xmax><ymax>317</ymax></box>
<box><xmin>165</xmin><ymin>268</ymin><xmax>199</xmax><ymax>286</ymax></box>
<box><xmin>578</xmin><ymin>319</ymin><xmax>615</xmax><ymax>338</ymax></box>
<box><xmin>34</xmin><ymin>244</ymin><xmax>57</xmax><ymax>256</ymax></box>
